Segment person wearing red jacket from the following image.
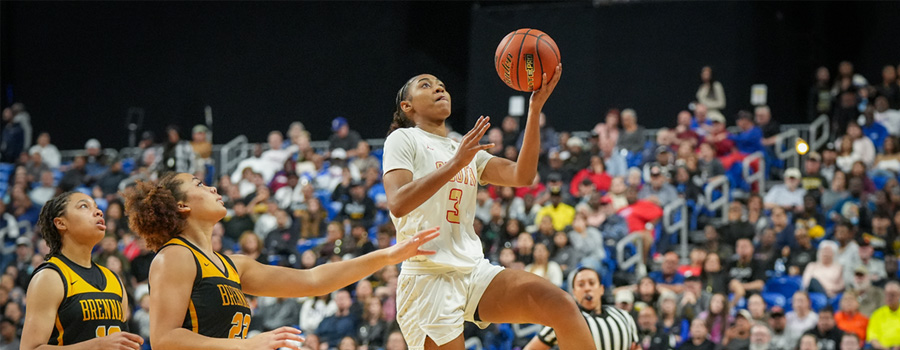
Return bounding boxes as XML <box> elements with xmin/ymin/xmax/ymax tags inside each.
<box><xmin>617</xmin><ymin>187</ymin><xmax>663</xmax><ymax>259</ymax></box>
<box><xmin>570</xmin><ymin>155</ymin><xmax>612</xmax><ymax>196</ymax></box>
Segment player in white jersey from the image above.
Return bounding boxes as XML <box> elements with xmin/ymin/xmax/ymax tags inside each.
<box><xmin>382</xmin><ymin>64</ymin><xmax>593</xmax><ymax>350</ymax></box>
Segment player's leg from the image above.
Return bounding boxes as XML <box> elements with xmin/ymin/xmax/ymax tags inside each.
<box><xmin>424</xmin><ymin>334</ymin><xmax>465</xmax><ymax>350</ymax></box>
<box><xmin>397</xmin><ymin>273</ymin><xmax>467</xmax><ymax>350</ymax></box>
<box><xmin>476</xmin><ymin>269</ymin><xmax>593</xmax><ymax>349</ymax></box>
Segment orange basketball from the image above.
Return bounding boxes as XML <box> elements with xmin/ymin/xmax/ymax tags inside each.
<box><xmin>494</xmin><ymin>28</ymin><xmax>560</xmax><ymax>92</ymax></box>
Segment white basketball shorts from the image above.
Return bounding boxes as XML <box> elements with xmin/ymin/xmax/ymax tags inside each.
<box><xmin>395</xmin><ymin>259</ymin><xmax>504</xmax><ymax>349</ymax></box>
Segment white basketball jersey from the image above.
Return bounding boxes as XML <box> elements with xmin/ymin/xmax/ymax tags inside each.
<box><xmin>382</xmin><ymin>127</ymin><xmax>493</xmax><ymax>273</ymax></box>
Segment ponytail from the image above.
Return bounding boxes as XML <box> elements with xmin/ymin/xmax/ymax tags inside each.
<box><xmin>388</xmin><ymin>77</ymin><xmax>417</xmax><ymax>135</ymax></box>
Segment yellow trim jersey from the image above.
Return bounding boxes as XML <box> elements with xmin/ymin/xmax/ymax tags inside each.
<box><xmin>160</xmin><ymin>237</ymin><xmax>252</xmax><ymax>339</ymax></box>
<box><xmin>36</xmin><ymin>255</ymin><xmax>129</xmax><ymax>346</ymax></box>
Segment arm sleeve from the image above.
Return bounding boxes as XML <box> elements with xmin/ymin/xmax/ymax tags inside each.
<box><xmin>382</xmin><ymin>130</ymin><xmax>416</xmax><ymax>174</ymax></box>
<box><xmin>537</xmin><ymin>325</ymin><xmax>559</xmax><ymax>346</ymax></box>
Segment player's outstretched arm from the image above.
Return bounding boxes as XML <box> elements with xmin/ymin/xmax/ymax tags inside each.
<box><xmin>149</xmin><ymin>247</ymin><xmax>305</xmax><ymax>350</ymax></box>
<box><xmin>481</xmin><ymin>64</ymin><xmax>562</xmax><ymax>187</ymax></box>
<box><xmin>20</xmin><ymin>269</ymin><xmax>144</xmax><ymax>350</ymax></box>
<box><xmin>233</xmin><ymin>227</ymin><xmax>439</xmax><ymax>298</ymax></box>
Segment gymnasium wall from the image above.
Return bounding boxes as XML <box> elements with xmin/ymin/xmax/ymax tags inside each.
<box><xmin>465</xmin><ymin>1</ymin><xmax>900</xmax><ymax>133</ymax></box>
<box><xmin>0</xmin><ymin>1</ymin><xmax>474</xmax><ymax>149</ymax></box>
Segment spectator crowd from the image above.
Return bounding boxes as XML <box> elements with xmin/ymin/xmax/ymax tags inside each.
<box><xmin>0</xmin><ymin>62</ymin><xmax>899</xmax><ymax>350</ymax></box>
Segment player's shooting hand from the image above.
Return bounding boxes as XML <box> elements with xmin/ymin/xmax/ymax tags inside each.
<box><xmin>529</xmin><ymin>64</ymin><xmax>562</xmax><ymax>110</ymax></box>
<box><xmin>385</xmin><ymin>226</ymin><xmax>440</xmax><ymax>264</ymax></box>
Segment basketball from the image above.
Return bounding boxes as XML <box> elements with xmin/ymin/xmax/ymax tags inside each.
<box><xmin>494</xmin><ymin>28</ymin><xmax>561</xmax><ymax>92</ymax></box>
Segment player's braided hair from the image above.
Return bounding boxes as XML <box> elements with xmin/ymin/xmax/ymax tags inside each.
<box><xmin>124</xmin><ymin>172</ymin><xmax>188</xmax><ymax>251</ymax></box>
<box><xmin>37</xmin><ymin>191</ymin><xmax>78</xmax><ymax>260</ymax></box>
<box><xmin>388</xmin><ymin>76</ymin><xmax>417</xmax><ymax>135</ymax></box>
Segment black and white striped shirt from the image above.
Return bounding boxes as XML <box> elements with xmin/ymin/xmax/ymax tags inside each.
<box><xmin>538</xmin><ymin>305</ymin><xmax>639</xmax><ymax>350</ymax></box>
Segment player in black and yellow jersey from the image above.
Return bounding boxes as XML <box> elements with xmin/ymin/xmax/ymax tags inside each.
<box><xmin>20</xmin><ymin>192</ymin><xmax>144</xmax><ymax>350</ymax></box>
<box><xmin>123</xmin><ymin>172</ymin><xmax>439</xmax><ymax>350</ymax></box>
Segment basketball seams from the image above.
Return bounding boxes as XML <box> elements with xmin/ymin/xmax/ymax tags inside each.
<box><xmin>514</xmin><ymin>28</ymin><xmax>533</xmax><ymax>91</ymax></box>
<box><xmin>539</xmin><ymin>36</ymin><xmax>561</xmax><ymax>63</ymax></box>
<box><xmin>534</xmin><ymin>34</ymin><xmax>545</xmax><ymax>89</ymax></box>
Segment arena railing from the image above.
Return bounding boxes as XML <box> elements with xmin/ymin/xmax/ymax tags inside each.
<box><xmin>662</xmin><ymin>198</ymin><xmax>689</xmax><ymax>264</ymax></box>
<box><xmin>774</xmin><ymin>128</ymin><xmax>800</xmax><ymax>170</ymax></box>
<box><xmin>742</xmin><ymin>151</ymin><xmax>766</xmax><ymax>197</ymax></box>
<box><xmin>219</xmin><ymin>135</ymin><xmax>249</xmax><ymax>176</ymax></box>
<box><xmin>808</xmin><ymin>115</ymin><xmax>830</xmax><ymax>154</ymax></box>
<box><xmin>616</xmin><ymin>232</ymin><xmax>646</xmax><ymax>276</ymax></box>
<box><xmin>53</xmin><ymin>120</ymin><xmax>815</xmax><ymax>180</ymax></box>
<box><xmin>704</xmin><ymin>175</ymin><xmax>730</xmax><ymax>224</ymax></box>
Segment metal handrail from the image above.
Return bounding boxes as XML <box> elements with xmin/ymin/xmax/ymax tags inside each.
<box><xmin>616</xmin><ymin>233</ymin><xmax>645</xmax><ymax>276</ymax></box>
<box><xmin>704</xmin><ymin>175</ymin><xmax>729</xmax><ymax>223</ymax></box>
<box><xmin>809</xmin><ymin>115</ymin><xmax>830</xmax><ymax>152</ymax></box>
<box><xmin>774</xmin><ymin>128</ymin><xmax>799</xmax><ymax>169</ymax></box>
<box><xmin>742</xmin><ymin>151</ymin><xmax>766</xmax><ymax>196</ymax></box>
<box><xmin>219</xmin><ymin>135</ymin><xmax>249</xmax><ymax>176</ymax></box>
<box><xmin>663</xmin><ymin>198</ymin><xmax>688</xmax><ymax>263</ymax></box>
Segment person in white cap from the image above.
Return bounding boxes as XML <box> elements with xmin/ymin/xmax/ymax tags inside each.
<box><xmin>721</xmin><ymin>309</ymin><xmax>753</xmax><ymax>350</ymax></box>
<box><xmin>764</xmin><ymin>168</ymin><xmax>807</xmax><ymax>212</ymax></box>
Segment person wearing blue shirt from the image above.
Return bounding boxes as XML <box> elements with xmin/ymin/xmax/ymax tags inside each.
<box><xmin>600</xmin><ymin>138</ymin><xmax>629</xmax><ymax>178</ymax></box>
<box><xmin>728</xmin><ymin>110</ymin><xmax>765</xmax><ymax>155</ymax></box>
<box><xmin>316</xmin><ymin>290</ymin><xmax>359</xmax><ymax>347</ymax></box>
<box><xmin>826</xmin><ymin>177</ymin><xmax>874</xmax><ymax>232</ymax></box>
<box><xmin>861</xmin><ymin>107</ymin><xmax>889</xmax><ymax>152</ymax></box>
<box><xmin>648</xmin><ymin>252</ymin><xmax>686</xmax><ymax>293</ymax></box>
<box><xmin>690</xmin><ymin>103</ymin><xmax>713</xmax><ymax>138</ymax></box>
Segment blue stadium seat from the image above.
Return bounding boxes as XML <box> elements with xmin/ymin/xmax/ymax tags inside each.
<box><xmin>371</xmin><ymin>148</ymin><xmax>384</xmax><ymax>163</ymax></box>
<box><xmin>297</xmin><ymin>237</ymin><xmax>326</xmax><ymax>254</ymax></box>
<box><xmin>53</xmin><ymin>169</ymin><xmax>63</xmax><ymax>185</ymax></box>
<box><xmin>0</xmin><ymin>163</ymin><xmax>14</xmax><ymax>175</ymax></box>
<box><xmin>121</xmin><ymin>158</ymin><xmax>135</xmax><ymax>175</ymax></box>
<box><xmin>0</xmin><ymin>163</ymin><xmax>13</xmax><ymax>197</ymax></box>
<box><xmin>808</xmin><ymin>292</ymin><xmax>828</xmax><ymax>311</ymax></box>
<box><xmin>829</xmin><ymin>292</ymin><xmax>843</xmax><ymax>311</ymax></box>
<box><xmin>873</xmin><ymin>174</ymin><xmax>890</xmax><ymax>190</ymax></box>
<box><xmin>764</xmin><ymin>276</ymin><xmax>802</xmax><ymax>299</ymax></box>
<box><xmin>625</xmin><ymin>151</ymin><xmax>643</xmax><ymax>169</ymax></box>
<box><xmin>204</xmin><ymin>163</ymin><xmax>215</xmax><ymax>185</ymax></box>
<box><xmin>761</xmin><ymin>292</ymin><xmax>787</xmax><ymax>309</ymax></box>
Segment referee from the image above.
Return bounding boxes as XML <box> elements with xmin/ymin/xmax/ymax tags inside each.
<box><xmin>525</xmin><ymin>267</ymin><xmax>640</xmax><ymax>350</ymax></box>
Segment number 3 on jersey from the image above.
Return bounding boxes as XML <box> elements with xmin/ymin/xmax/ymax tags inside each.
<box><xmin>446</xmin><ymin>188</ymin><xmax>463</xmax><ymax>224</ymax></box>
<box><xmin>228</xmin><ymin>312</ymin><xmax>252</xmax><ymax>339</ymax></box>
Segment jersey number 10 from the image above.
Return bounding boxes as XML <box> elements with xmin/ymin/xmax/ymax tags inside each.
<box><xmin>95</xmin><ymin>326</ymin><xmax>121</xmax><ymax>338</ymax></box>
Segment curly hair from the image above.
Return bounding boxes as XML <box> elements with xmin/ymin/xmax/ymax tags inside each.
<box><xmin>37</xmin><ymin>191</ymin><xmax>78</xmax><ymax>260</ymax></box>
<box><xmin>124</xmin><ymin>172</ymin><xmax>188</xmax><ymax>251</ymax></box>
